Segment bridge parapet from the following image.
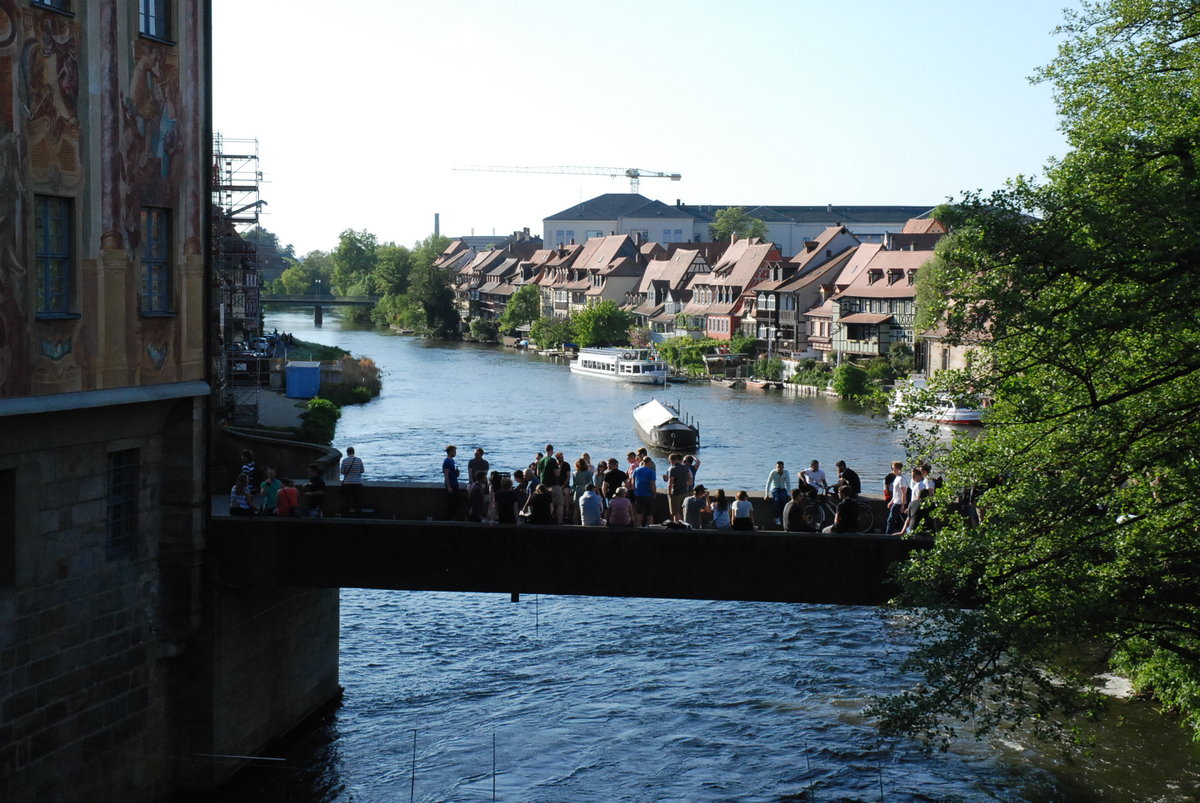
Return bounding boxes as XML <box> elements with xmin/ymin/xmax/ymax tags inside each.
<box><xmin>208</xmin><ymin>518</ymin><xmax>931</xmax><ymax>606</ymax></box>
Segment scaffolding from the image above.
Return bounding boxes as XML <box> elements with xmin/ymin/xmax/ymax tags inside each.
<box><xmin>212</xmin><ymin>134</ymin><xmax>267</xmax><ymax>425</ymax></box>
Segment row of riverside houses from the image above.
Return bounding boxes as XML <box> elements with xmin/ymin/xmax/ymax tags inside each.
<box><xmin>435</xmin><ymin>195</ymin><xmax>966</xmax><ymax>376</ymax></box>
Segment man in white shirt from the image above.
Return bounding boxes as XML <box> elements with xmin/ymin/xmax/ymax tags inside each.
<box><xmin>801</xmin><ymin>460</ymin><xmax>828</xmax><ymax>493</ymax></box>
<box><xmin>885</xmin><ymin>461</ymin><xmax>908</xmax><ymax>534</ymax></box>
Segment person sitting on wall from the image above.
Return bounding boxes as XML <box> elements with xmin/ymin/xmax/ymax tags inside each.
<box><xmin>823</xmin><ymin>485</ymin><xmax>860</xmax><ymax>533</ymax></box>
<box><xmin>302</xmin><ymin>463</ymin><xmax>325</xmax><ymax>519</ymax></box>
<box><xmin>229</xmin><ymin>473</ymin><xmax>255</xmax><ymax>516</ymax></box>
<box><xmin>606</xmin><ymin>487</ymin><xmax>634</xmax><ymax>527</ymax></box>
<box><xmin>783</xmin><ymin>488</ymin><xmax>816</xmax><ymax>532</ymax></box>
<box><xmin>578</xmin><ymin>483</ymin><xmax>604</xmax><ymax>527</ymax></box>
<box><xmin>275</xmin><ymin>477</ymin><xmax>300</xmax><ymax>517</ymax></box>
<box><xmin>731</xmin><ymin>490</ymin><xmax>755</xmax><ymax>531</ymax></box>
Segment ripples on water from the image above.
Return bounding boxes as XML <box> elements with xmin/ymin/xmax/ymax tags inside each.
<box><xmin>214</xmin><ymin>312</ymin><xmax>1200</xmax><ymax>801</ymax></box>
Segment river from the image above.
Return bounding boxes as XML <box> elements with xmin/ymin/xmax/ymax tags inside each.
<box><xmin>215</xmin><ymin>310</ymin><xmax>1200</xmax><ymax>801</ymax></box>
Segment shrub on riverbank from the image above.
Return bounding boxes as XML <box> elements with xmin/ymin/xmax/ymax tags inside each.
<box><xmin>832</xmin><ymin>362</ymin><xmax>869</xmax><ymax>396</ymax></box>
<box><xmin>296</xmin><ymin>397</ymin><xmax>341</xmax><ymax>445</ymax></box>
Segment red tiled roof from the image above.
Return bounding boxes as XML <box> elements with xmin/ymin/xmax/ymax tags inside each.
<box><xmin>839</xmin><ymin>312</ymin><xmax>894</xmax><ymax>324</ymax></box>
<box><xmin>901</xmin><ymin>217</ymin><xmax>946</xmax><ymax>234</ymax></box>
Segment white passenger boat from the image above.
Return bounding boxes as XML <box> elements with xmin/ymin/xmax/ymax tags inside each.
<box><xmin>892</xmin><ymin>378</ymin><xmax>984</xmax><ymax>425</ymax></box>
<box><xmin>633</xmin><ymin>399</ymin><xmax>700</xmax><ymax>451</ymax></box>
<box><xmin>569</xmin><ymin>347</ymin><xmax>667</xmax><ymax>385</ymax></box>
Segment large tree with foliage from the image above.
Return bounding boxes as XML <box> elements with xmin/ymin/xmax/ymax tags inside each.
<box><xmin>529</xmin><ymin>315</ymin><xmax>574</xmax><ymax>349</ymax></box>
<box><xmin>710</xmin><ymin>207</ymin><xmax>768</xmax><ymax>242</ymax></box>
<box><xmin>404</xmin><ymin>232</ymin><xmax>458</xmax><ymax>338</ymax></box>
<box><xmin>570</xmin><ymin>300</ymin><xmax>634</xmax><ymax>347</ymax></box>
<box><xmin>497</xmin><ymin>284</ymin><xmax>542</xmax><ymax>335</ymax></box>
<box><xmin>373</xmin><ymin>243</ymin><xmax>413</xmax><ymax>296</ymax></box>
<box><xmin>331</xmin><ymin>229</ymin><xmax>378</xmax><ymax>296</ymax></box>
<box><xmin>873</xmin><ymin>0</ymin><xmax>1200</xmax><ymax>745</ymax></box>
<box><xmin>272</xmin><ymin>249</ymin><xmax>333</xmax><ymax>296</ymax></box>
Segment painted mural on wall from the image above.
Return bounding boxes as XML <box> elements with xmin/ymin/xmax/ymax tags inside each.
<box><xmin>122</xmin><ymin>38</ymin><xmax>184</xmax><ymax>375</ymax></box>
<box><xmin>0</xmin><ymin>3</ymin><xmax>201</xmax><ymax>399</ymax></box>
<box><xmin>0</xmin><ymin>0</ymin><xmax>36</xmax><ymax>397</ymax></box>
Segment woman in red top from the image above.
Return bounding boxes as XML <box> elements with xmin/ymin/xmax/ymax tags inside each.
<box><xmin>274</xmin><ymin>477</ymin><xmax>300</xmax><ymax>517</ymax></box>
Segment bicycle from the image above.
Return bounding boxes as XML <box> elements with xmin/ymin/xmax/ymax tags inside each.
<box><xmin>803</xmin><ymin>486</ymin><xmax>876</xmax><ymax>533</ymax></box>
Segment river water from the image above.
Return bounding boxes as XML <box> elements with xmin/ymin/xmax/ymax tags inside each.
<box><xmin>216</xmin><ymin>310</ymin><xmax>1200</xmax><ymax>801</ymax></box>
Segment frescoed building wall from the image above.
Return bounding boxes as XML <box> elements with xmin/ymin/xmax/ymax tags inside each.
<box><xmin>1</xmin><ymin>3</ymin><xmax>214</xmax><ymax>800</ymax></box>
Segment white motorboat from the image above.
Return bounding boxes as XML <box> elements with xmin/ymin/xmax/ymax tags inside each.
<box><xmin>569</xmin><ymin>348</ymin><xmax>667</xmax><ymax>385</ymax></box>
<box><xmin>633</xmin><ymin>399</ymin><xmax>700</xmax><ymax>451</ymax></box>
<box><xmin>892</xmin><ymin>378</ymin><xmax>984</xmax><ymax>425</ymax></box>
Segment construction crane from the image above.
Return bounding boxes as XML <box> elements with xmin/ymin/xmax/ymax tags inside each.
<box><xmin>453</xmin><ymin>165</ymin><xmax>681</xmax><ymax>194</ymax></box>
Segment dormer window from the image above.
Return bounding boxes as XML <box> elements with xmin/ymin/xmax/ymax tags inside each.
<box><xmin>887</xmin><ymin>269</ymin><xmax>903</xmax><ymax>285</ymax></box>
<box><xmin>868</xmin><ymin>269</ymin><xmax>883</xmax><ymax>285</ymax></box>
<box><xmin>907</xmin><ymin>269</ymin><xmax>917</xmax><ymax>285</ymax></box>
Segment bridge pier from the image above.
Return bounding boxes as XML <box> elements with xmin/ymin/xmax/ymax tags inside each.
<box><xmin>313</xmin><ymin>304</ymin><xmax>323</xmax><ymax>326</ymax></box>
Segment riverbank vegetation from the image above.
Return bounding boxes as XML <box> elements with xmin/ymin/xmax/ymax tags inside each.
<box><xmin>283</xmin><ymin>337</ymin><xmax>383</xmax><ymax>410</ymax></box>
<box><xmin>269</xmin><ymin>229</ymin><xmax>460</xmax><ymax>339</ymax></box>
<box><xmin>872</xmin><ymin>0</ymin><xmax>1200</xmax><ymax>746</ymax></box>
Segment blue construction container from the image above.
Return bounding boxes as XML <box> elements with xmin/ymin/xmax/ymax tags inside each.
<box><xmin>285</xmin><ymin>360</ymin><xmax>322</xmax><ymax>399</ymax></box>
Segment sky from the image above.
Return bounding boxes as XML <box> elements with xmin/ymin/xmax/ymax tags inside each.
<box><xmin>212</xmin><ymin>0</ymin><xmax>1076</xmax><ymax>256</ymax></box>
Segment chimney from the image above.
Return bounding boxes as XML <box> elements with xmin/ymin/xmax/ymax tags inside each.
<box><xmin>434</xmin><ymin>212</ymin><xmax>440</xmax><ymax>236</ymax></box>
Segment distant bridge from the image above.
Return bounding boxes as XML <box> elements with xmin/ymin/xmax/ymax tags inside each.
<box><xmin>260</xmin><ymin>294</ymin><xmax>380</xmax><ymax>323</ymax></box>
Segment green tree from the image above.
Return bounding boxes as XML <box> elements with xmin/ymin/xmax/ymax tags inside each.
<box><xmin>571</xmin><ymin>300</ymin><xmax>633</xmax><ymax>347</ymax></box>
<box><xmin>408</xmin><ymin>259</ymin><xmax>459</xmax><ymax>338</ymax></box>
<box><xmin>274</xmin><ymin>250</ymin><xmax>333</xmax><ymax>296</ymax></box>
<box><xmin>373</xmin><ymin>243</ymin><xmax>412</xmax><ymax>296</ymax></box>
<box><xmin>728</xmin><ymin>331</ymin><xmax>756</xmax><ymax>357</ymax></box>
<box><xmin>497</xmin><ymin>284</ymin><xmax>542</xmax><ymax>335</ymax></box>
<box><xmin>872</xmin><ymin>0</ymin><xmax>1200</xmax><ymax>745</ymax></box>
<box><xmin>469</xmin><ymin>318</ymin><xmax>498</xmax><ymax>342</ymax></box>
<box><xmin>410</xmin><ymin>233</ymin><xmax>452</xmax><ymax>274</ymax></box>
<box><xmin>331</xmin><ymin>229</ymin><xmax>378</xmax><ymax>296</ymax></box>
<box><xmin>710</xmin><ymin>207</ymin><xmax>768</xmax><ymax>241</ymax></box>
<box><xmin>831</xmin><ymin>362</ymin><xmax>868</xmax><ymax>396</ymax></box>
<box><xmin>528</xmin><ymin>315</ymin><xmax>573</xmax><ymax>349</ymax></box>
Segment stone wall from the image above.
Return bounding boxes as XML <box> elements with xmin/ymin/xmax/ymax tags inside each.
<box><xmin>0</xmin><ymin>395</ymin><xmax>205</xmax><ymax>802</ymax></box>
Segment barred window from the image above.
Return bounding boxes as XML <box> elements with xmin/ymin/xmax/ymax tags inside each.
<box><xmin>35</xmin><ymin>196</ymin><xmax>74</xmax><ymax>317</ymax></box>
<box><xmin>140</xmin><ymin>207</ymin><xmax>172</xmax><ymax>314</ymax></box>
<box><xmin>107</xmin><ymin>450</ymin><xmax>139</xmax><ymax>559</ymax></box>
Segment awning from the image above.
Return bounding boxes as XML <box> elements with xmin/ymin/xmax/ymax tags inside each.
<box><xmin>838</xmin><ymin>313</ymin><xmax>893</xmax><ymax>324</ymax></box>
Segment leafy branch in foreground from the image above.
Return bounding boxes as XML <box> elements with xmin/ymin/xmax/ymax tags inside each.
<box><xmin>872</xmin><ymin>0</ymin><xmax>1200</xmax><ymax>746</ymax></box>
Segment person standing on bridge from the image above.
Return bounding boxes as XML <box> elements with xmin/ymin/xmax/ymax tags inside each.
<box><xmin>467</xmin><ymin>448</ymin><xmax>489</xmax><ymax>484</ymax></box>
<box><xmin>631</xmin><ymin>456</ymin><xmax>658</xmax><ymax>527</ymax></box>
<box><xmin>443</xmin><ymin>445</ymin><xmax>461</xmax><ymax>520</ymax></box>
<box><xmin>339</xmin><ymin>446</ymin><xmax>365</xmax><ymax>515</ymax></box>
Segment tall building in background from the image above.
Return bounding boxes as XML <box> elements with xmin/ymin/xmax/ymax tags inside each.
<box><xmin>0</xmin><ymin>2</ymin><xmax>211</xmax><ymax>799</ymax></box>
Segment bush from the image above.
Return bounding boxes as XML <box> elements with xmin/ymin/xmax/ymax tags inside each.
<box><xmin>865</xmin><ymin>356</ymin><xmax>895</xmax><ymax>383</ymax></box>
<box><xmin>789</xmin><ymin>369</ymin><xmax>832</xmax><ymax>388</ymax></box>
<box><xmin>753</xmin><ymin>356</ymin><xmax>784</xmax><ymax>381</ymax></box>
<box><xmin>469</xmin><ymin>318</ymin><xmax>499</xmax><ymax>342</ymax></box>
<box><xmin>296</xmin><ymin>397</ymin><xmax>341</xmax><ymax>444</ymax></box>
<box><xmin>832</xmin><ymin>362</ymin><xmax>870</xmax><ymax>397</ymax></box>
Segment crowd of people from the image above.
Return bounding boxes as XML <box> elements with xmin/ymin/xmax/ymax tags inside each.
<box><xmin>229</xmin><ymin>443</ymin><xmax>950</xmax><ymax>536</ymax></box>
<box><xmin>438</xmin><ymin>444</ymin><xmax>939</xmax><ymax>534</ymax></box>
<box><xmin>227</xmin><ymin>448</ymin><xmax>359</xmax><ymax>518</ymax></box>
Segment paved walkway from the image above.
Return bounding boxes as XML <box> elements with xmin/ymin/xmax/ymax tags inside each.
<box><xmin>257</xmin><ymin>389</ymin><xmax>307</xmax><ymax>428</ymax></box>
